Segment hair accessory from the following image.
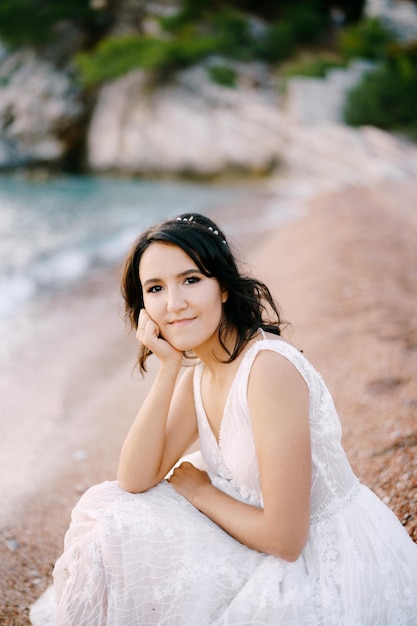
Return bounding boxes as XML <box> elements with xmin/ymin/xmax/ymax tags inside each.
<box><xmin>176</xmin><ymin>216</ymin><xmax>227</xmax><ymax>244</ymax></box>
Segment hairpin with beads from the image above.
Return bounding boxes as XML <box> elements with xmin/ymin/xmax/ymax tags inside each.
<box><xmin>176</xmin><ymin>216</ymin><xmax>227</xmax><ymax>244</ymax></box>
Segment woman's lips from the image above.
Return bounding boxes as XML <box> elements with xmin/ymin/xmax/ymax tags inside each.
<box><xmin>168</xmin><ymin>317</ymin><xmax>196</xmax><ymax>327</ymax></box>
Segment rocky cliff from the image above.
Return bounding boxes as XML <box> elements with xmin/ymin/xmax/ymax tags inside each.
<box><xmin>1</xmin><ymin>0</ymin><xmax>417</xmax><ymax>184</ymax></box>
<box><xmin>0</xmin><ymin>43</ymin><xmax>84</xmax><ymax>170</ymax></box>
<box><xmin>86</xmin><ymin>63</ymin><xmax>285</xmax><ymax>177</ymax></box>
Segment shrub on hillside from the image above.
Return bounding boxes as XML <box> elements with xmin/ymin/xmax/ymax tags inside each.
<box><xmin>75</xmin><ymin>2</ymin><xmax>330</xmax><ymax>87</ymax></box>
<box><xmin>344</xmin><ymin>42</ymin><xmax>417</xmax><ymax>137</ymax></box>
<box><xmin>0</xmin><ymin>0</ymin><xmax>108</xmax><ymax>48</ymax></box>
<box><xmin>75</xmin><ymin>34</ymin><xmax>216</xmax><ymax>86</ymax></box>
<box><xmin>210</xmin><ymin>9</ymin><xmax>253</xmax><ymax>60</ymax></box>
<box><xmin>339</xmin><ymin>17</ymin><xmax>395</xmax><ymax>61</ymax></box>
<box><xmin>282</xmin><ymin>55</ymin><xmax>346</xmax><ymax>79</ymax></box>
<box><xmin>254</xmin><ymin>22</ymin><xmax>296</xmax><ymax>63</ymax></box>
<box><xmin>281</xmin><ymin>2</ymin><xmax>327</xmax><ymax>44</ymax></box>
<box><xmin>73</xmin><ymin>0</ymin><xmax>334</xmax><ymax>87</ymax></box>
<box><xmin>208</xmin><ymin>65</ymin><xmax>237</xmax><ymax>87</ymax></box>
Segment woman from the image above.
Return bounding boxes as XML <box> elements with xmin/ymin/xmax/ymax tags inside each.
<box><xmin>52</xmin><ymin>213</ymin><xmax>417</xmax><ymax>625</ymax></box>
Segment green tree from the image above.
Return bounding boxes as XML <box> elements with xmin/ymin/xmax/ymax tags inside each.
<box><xmin>339</xmin><ymin>17</ymin><xmax>395</xmax><ymax>61</ymax></box>
<box><xmin>345</xmin><ymin>42</ymin><xmax>417</xmax><ymax>137</ymax></box>
<box><xmin>75</xmin><ymin>34</ymin><xmax>217</xmax><ymax>86</ymax></box>
<box><xmin>0</xmin><ymin>0</ymin><xmax>111</xmax><ymax>48</ymax></box>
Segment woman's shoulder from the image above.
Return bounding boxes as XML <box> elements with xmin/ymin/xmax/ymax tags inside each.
<box><xmin>247</xmin><ymin>332</ymin><xmax>305</xmax><ymax>363</ymax></box>
<box><xmin>241</xmin><ymin>333</ymin><xmax>313</xmax><ymax>389</ymax></box>
<box><xmin>251</xmin><ymin>336</ymin><xmax>307</xmax><ymax>375</ymax></box>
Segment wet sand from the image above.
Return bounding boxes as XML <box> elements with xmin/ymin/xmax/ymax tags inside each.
<box><xmin>1</xmin><ymin>178</ymin><xmax>417</xmax><ymax>625</ymax></box>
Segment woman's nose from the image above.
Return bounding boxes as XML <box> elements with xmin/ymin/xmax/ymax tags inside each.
<box><xmin>166</xmin><ymin>288</ymin><xmax>186</xmax><ymax>312</ymax></box>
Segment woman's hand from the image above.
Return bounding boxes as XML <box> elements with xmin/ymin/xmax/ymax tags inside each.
<box><xmin>137</xmin><ymin>309</ymin><xmax>182</xmax><ymax>367</ymax></box>
<box><xmin>168</xmin><ymin>462</ymin><xmax>212</xmax><ymax>506</ymax></box>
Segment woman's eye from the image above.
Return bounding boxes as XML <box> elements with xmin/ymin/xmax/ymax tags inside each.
<box><xmin>147</xmin><ymin>285</ymin><xmax>162</xmax><ymax>293</ymax></box>
<box><xmin>184</xmin><ymin>276</ymin><xmax>200</xmax><ymax>285</ymax></box>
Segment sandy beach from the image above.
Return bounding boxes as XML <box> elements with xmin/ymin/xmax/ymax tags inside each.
<box><xmin>1</xmin><ymin>178</ymin><xmax>417</xmax><ymax>625</ymax></box>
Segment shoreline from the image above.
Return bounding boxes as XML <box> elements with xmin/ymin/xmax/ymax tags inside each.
<box><xmin>1</xmin><ymin>178</ymin><xmax>417</xmax><ymax>625</ymax></box>
<box><xmin>0</xmin><ymin>186</ymin><xmax>290</xmax><ymax>530</ymax></box>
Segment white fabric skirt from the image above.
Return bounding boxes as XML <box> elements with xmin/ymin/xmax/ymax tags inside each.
<box><xmin>28</xmin><ymin>477</ymin><xmax>417</xmax><ymax>626</ymax></box>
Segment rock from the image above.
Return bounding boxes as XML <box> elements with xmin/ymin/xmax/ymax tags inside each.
<box><xmin>5</xmin><ymin>538</ymin><xmax>19</xmax><ymax>551</ymax></box>
<box><xmin>269</xmin><ymin>122</ymin><xmax>417</xmax><ymax>195</ymax></box>
<box><xmin>86</xmin><ymin>56</ymin><xmax>417</xmax><ymax>188</ymax></box>
<box><xmin>0</xmin><ymin>43</ymin><xmax>83</xmax><ymax>169</ymax></box>
<box><xmin>87</xmin><ymin>65</ymin><xmax>287</xmax><ymax>177</ymax></box>
<box><xmin>285</xmin><ymin>60</ymin><xmax>376</xmax><ymax>126</ymax></box>
<box><xmin>72</xmin><ymin>449</ymin><xmax>88</xmax><ymax>462</ymax></box>
<box><xmin>366</xmin><ymin>0</ymin><xmax>417</xmax><ymax>42</ymax></box>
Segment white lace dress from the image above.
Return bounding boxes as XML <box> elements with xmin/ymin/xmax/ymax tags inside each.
<box><xmin>47</xmin><ymin>339</ymin><xmax>417</xmax><ymax>625</ymax></box>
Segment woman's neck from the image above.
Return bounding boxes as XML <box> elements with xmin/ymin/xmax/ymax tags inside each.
<box><xmin>193</xmin><ymin>327</ymin><xmax>237</xmax><ymax>373</ymax></box>
<box><xmin>194</xmin><ymin>327</ymin><xmax>261</xmax><ymax>377</ymax></box>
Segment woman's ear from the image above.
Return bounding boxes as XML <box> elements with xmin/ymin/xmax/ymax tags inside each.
<box><xmin>221</xmin><ymin>289</ymin><xmax>228</xmax><ymax>304</ymax></box>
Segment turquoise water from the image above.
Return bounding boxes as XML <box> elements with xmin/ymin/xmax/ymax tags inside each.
<box><xmin>0</xmin><ymin>173</ymin><xmax>299</xmax><ymax>521</ymax></box>
<box><xmin>0</xmin><ymin>175</ymin><xmax>243</xmax><ymax>319</ymax></box>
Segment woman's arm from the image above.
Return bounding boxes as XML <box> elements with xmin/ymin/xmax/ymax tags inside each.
<box><xmin>169</xmin><ymin>351</ymin><xmax>311</xmax><ymax>561</ymax></box>
<box><xmin>117</xmin><ymin>313</ymin><xmax>198</xmax><ymax>493</ymax></box>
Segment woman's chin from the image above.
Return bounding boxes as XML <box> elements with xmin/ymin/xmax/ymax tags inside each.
<box><xmin>161</xmin><ymin>336</ymin><xmax>192</xmax><ymax>353</ymax></box>
<box><xmin>175</xmin><ymin>343</ymin><xmax>194</xmax><ymax>353</ymax></box>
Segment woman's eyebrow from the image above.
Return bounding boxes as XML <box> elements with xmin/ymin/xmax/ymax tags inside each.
<box><xmin>142</xmin><ymin>268</ymin><xmax>201</xmax><ymax>287</ymax></box>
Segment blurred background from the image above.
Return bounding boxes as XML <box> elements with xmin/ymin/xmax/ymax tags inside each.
<box><xmin>1</xmin><ymin>0</ymin><xmax>417</xmax><ymax>318</ymax></box>
<box><xmin>1</xmin><ymin>0</ymin><xmax>417</xmax><ymax>329</ymax></box>
<box><xmin>1</xmin><ymin>1</ymin><xmax>417</xmax><ymax>624</ymax></box>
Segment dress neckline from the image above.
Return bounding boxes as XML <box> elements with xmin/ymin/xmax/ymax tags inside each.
<box><xmin>197</xmin><ymin>331</ymin><xmax>272</xmax><ymax>448</ymax></box>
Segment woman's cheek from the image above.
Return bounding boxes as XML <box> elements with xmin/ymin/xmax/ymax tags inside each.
<box><xmin>142</xmin><ymin>294</ymin><xmax>154</xmax><ymax>315</ymax></box>
<box><xmin>143</xmin><ymin>298</ymin><xmax>163</xmax><ymax>328</ymax></box>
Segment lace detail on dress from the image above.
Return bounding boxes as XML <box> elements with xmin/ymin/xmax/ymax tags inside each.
<box><xmin>310</xmin><ymin>479</ymin><xmax>360</xmax><ymax>523</ymax></box>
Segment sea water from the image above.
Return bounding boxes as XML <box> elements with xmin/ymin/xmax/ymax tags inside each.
<box><xmin>0</xmin><ymin>173</ymin><xmax>302</xmax><ymax>522</ymax></box>
<box><xmin>0</xmin><ymin>174</ymin><xmax>243</xmax><ymax>320</ymax></box>
<box><xmin>0</xmin><ymin>174</ymin><xmax>249</xmax><ymax>521</ymax></box>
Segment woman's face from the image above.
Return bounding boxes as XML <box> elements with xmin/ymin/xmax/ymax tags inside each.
<box><xmin>139</xmin><ymin>242</ymin><xmax>227</xmax><ymax>353</ymax></box>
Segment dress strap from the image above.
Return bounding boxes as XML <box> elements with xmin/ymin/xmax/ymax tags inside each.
<box><xmin>259</xmin><ymin>327</ymin><xmax>267</xmax><ymax>339</ymax></box>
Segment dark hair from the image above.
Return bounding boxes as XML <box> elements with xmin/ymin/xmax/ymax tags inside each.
<box><xmin>121</xmin><ymin>213</ymin><xmax>287</xmax><ymax>372</ymax></box>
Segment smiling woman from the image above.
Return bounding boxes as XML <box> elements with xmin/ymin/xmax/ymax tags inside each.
<box><xmin>43</xmin><ymin>213</ymin><xmax>417</xmax><ymax>625</ymax></box>
<box><xmin>139</xmin><ymin>242</ymin><xmax>227</xmax><ymax>354</ymax></box>
<box><xmin>121</xmin><ymin>213</ymin><xmax>283</xmax><ymax>372</ymax></box>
